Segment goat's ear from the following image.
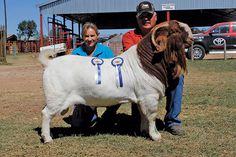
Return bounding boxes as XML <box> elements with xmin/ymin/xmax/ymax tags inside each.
<box><xmin>178</xmin><ymin>21</ymin><xmax>193</xmax><ymax>44</ymax></box>
<box><xmin>178</xmin><ymin>22</ymin><xmax>192</xmax><ymax>38</ymax></box>
<box><xmin>153</xmin><ymin>34</ymin><xmax>168</xmax><ymax>53</ymax></box>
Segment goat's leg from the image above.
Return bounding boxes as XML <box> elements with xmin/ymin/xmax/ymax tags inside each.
<box><xmin>41</xmin><ymin>106</ymin><xmax>54</xmax><ymax>143</ymax></box>
<box><xmin>41</xmin><ymin>93</ymin><xmax>85</xmax><ymax>143</ymax></box>
<box><xmin>137</xmin><ymin>104</ymin><xmax>149</xmax><ymax>136</ymax></box>
<box><xmin>147</xmin><ymin>111</ymin><xmax>161</xmax><ymax>141</ymax></box>
<box><xmin>139</xmin><ymin>96</ymin><xmax>161</xmax><ymax>141</ymax></box>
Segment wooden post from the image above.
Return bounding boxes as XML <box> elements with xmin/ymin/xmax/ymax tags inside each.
<box><xmin>0</xmin><ymin>26</ymin><xmax>2</xmax><ymax>59</ymax></box>
<box><xmin>224</xmin><ymin>40</ymin><xmax>227</xmax><ymax>60</ymax></box>
<box><xmin>0</xmin><ymin>26</ymin><xmax>7</xmax><ymax>63</ymax></box>
<box><xmin>191</xmin><ymin>43</ymin><xmax>194</xmax><ymax>61</ymax></box>
<box><xmin>2</xmin><ymin>0</ymin><xmax>7</xmax><ymax>63</ymax></box>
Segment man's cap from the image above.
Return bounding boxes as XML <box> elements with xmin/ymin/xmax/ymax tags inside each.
<box><xmin>136</xmin><ymin>1</ymin><xmax>155</xmax><ymax>17</ymax></box>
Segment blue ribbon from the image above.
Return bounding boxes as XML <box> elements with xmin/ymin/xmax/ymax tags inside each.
<box><xmin>91</xmin><ymin>58</ymin><xmax>104</xmax><ymax>84</ymax></box>
<box><xmin>111</xmin><ymin>57</ymin><xmax>124</xmax><ymax>87</ymax></box>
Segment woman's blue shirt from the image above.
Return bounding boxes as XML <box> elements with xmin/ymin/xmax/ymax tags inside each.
<box><xmin>71</xmin><ymin>43</ymin><xmax>114</xmax><ymax>59</ymax></box>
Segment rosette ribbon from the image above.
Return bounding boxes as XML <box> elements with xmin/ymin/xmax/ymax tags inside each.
<box><xmin>91</xmin><ymin>58</ymin><xmax>104</xmax><ymax>84</ymax></box>
<box><xmin>111</xmin><ymin>57</ymin><xmax>124</xmax><ymax>87</ymax></box>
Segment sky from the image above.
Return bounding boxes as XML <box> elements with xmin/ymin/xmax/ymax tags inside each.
<box><xmin>0</xmin><ymin>0</ymin><xmax>129</xmax><ymax>37</ymax></box>
<box><xmin>0</xmin><ymin>0</ymin><xmax>45</xmax><ymax>35</ymax></box>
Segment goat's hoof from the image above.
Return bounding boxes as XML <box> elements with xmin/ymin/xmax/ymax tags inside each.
<box><xmin>44</xmin><ymin>139</ymin><xmax>53</xmax><ymax>144</ymax></box>
<box><xmin>150</xmin><ymin>133</ymin><xmax>161</xmax><ymax>141</ymax></box>
<box><xmin>149</xmin><ymin>129</ymin><xmax>161</xmax><ymax>141</ymax></box>
<box><xmin>42</xmin><ymin>135</ymin><xmax>53</xmax><ymax>144</ymax></box>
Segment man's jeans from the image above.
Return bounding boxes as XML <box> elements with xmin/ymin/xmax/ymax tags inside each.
<box><xmin>164</xmin><ymin>75</ymin><xmax>184</xmax><ymax>128</ymax></box>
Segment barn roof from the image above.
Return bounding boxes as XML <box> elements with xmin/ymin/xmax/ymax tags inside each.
<box><xmin>38</xmin><ymin>0</ymin><xmax>236</xmax><ymax>29</ymax></box>
<box><xmin>38</xmin><ymin>0</ymin><xmax>236</xmax><ymax>14</ymax></box>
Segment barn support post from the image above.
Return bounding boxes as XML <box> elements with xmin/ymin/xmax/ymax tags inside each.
<box><xmin>40</xmin><ymin>14</ymin><xmax>44</xmax><ymax>47</ymax></box>
<box><xmin>78</xmin><ymin>22</ymin><xmax>81</xmax><ymax>40</ymax></box>
<box><xmin>53</xmin><ymin>14</ymin><xmax>56</xmax><ymax>45</ymax></box>
<box><xmin>63</xmin><ymin>16</ymin><xmax>66</xmax><ymax>43</ymax></box>
<box><xmin>166</xmin><ymin>11</ymin><xmax>170</xmax><ymax>21</ymax></box>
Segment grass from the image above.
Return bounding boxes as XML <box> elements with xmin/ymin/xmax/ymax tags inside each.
<box><xmin>0</xmin><ymin>54</ymin><xmax>235</xmax><ymax>156</ymax></box>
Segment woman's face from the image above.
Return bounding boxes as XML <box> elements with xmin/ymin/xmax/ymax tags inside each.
<box><xmin>83</xmin><ymin>28</ymin><xmax>98</xmax><ymax>48</ymax></box>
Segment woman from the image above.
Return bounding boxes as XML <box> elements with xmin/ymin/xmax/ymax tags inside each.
<box><xmin>71</xmin><ymin>22</ymin><xmax>114</xmax><ymax>128</ymax></box>
<box><xmin>72</xmin><ymin>22</ymin><xmax>114</xmax><ymax>58</ymax></box>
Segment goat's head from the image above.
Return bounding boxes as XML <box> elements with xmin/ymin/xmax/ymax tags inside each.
<box><xmin>151</xmin><ymin>20</ymin><xmax>193</xmax><ymax>79</ymax></box>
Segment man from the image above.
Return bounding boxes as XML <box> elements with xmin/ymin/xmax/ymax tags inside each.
<box><xmin>122</xmin><ymin>1</ymin><xmax>185</xmax><ymax>136</ymax></box>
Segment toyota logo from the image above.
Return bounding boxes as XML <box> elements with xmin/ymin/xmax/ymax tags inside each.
<box><xmin>213</xmin><ymin>38</ymin><xmax>225</xmax><ymax>46</ymax></box>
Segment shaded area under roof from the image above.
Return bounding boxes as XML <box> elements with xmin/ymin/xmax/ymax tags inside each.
<box><xmin>56</xmin><ymin>9</ymin><xmax>236</xmax><ymax>29</ymax></box>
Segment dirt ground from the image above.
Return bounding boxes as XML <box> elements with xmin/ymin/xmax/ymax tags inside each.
<box><xmin>0</xmin><ymin>54</ymin><xmax>44</xmax><ymax>121</ymax></box>
<box><xmin>204</xmin><ymin>53</ymin><xmax>236</xmax><ymax>60</ymax></box>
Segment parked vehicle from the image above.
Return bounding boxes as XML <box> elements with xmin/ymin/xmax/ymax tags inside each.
<box><xmin>187</xmin><ymin>22</ymin><xmax>236</xmax><ymax>60</ymax></box>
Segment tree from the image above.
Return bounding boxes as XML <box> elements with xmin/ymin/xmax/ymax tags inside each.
<box><xmin>17</xmin><ymin>20</ymin><xmax>38</xmax><ymax>41</ymax></box>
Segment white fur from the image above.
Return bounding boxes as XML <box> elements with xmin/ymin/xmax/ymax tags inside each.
<box><xmin>39</xmin><ymin>45</ymin><xmax>165</xmax><ymax>143</ymax></box>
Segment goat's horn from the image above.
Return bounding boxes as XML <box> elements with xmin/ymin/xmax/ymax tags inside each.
<box><xmin>151</xmin><ymin>21</ymin><xmax>169</xmax><ymax>47</ymax></box>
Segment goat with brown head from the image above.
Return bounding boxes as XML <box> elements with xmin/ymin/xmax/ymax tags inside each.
<box><xmin>151</xmin><ymin>20</ymin><xmax>193</xmax><ymax>79</ymax></box>
<box><xmin>137</xmin><ymin>20</ymin><xmax>193</xmax><ymax>88</ymax></box>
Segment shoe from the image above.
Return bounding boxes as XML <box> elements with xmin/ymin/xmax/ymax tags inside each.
<box><xmin>88</xmin><ymin>114</ymin><xmax>99</xmax><ymax>128</ymax></box>
<box><xmin>166</xmin><ymin>125</ymin><xmax>185</xmax><ymax>136</ymax></box>
<box><xmin>155</xmin><ymin>118</ymin><xmax>165</xmax><ymax>130</ymax></box>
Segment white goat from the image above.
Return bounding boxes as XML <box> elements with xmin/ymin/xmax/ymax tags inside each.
<box><xmin>39</xmin><ymin>21</ymin><xmax>192</xmax><ymax>143</ymax></box>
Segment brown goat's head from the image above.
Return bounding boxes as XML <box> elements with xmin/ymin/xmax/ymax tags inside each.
<box><xmin>151</xmin><ymin>20</ymin><xmax>193</xmax><ymax>78</ymax></box>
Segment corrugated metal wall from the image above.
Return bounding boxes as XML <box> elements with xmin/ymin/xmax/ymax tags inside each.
<box><xmin>39</xmin><ymin>0</ymin><xmax>236</xmax><ymax>15</ymax></box>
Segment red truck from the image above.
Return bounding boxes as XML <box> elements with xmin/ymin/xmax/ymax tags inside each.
<box><xmin>187</xmin><ymin>21</ymin><xmax>236</xmax><ymax>60</ymax></box>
